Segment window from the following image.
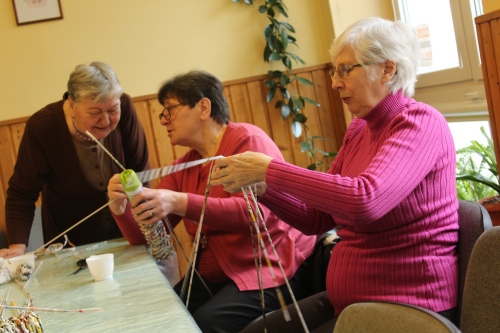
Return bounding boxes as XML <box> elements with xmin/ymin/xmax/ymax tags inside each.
<box><xmin>393</xmin><ymin>0</ymin><xmax>488</xmax><ymax>128</ymax></box>
<box><xmin>393</xmin><ymin>0</ymin><xmax>483</xmax><ymax>87</ymax></box>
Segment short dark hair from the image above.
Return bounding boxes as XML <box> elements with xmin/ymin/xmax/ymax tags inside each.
<box><xmin>158</xmin><ymin>70</ymin><xmax>230</xmax><ymax>124</ymax></box>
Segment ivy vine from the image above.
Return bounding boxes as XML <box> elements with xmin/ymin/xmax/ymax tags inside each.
<box><xmin>232</xmin><ymin>0</ymin><xmax>336</xmax><ymax>170</ymax></box>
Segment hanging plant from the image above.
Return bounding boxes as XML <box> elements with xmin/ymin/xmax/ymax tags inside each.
<box><xmin>232</xmin><ymin>0</ymin><xmax>336</xmax><ymax>170</ymax></box>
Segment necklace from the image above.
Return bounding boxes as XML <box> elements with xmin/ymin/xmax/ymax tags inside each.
<box><xmin>72</xmin><ymin>117</ymin><xmax>93</xmax><ymax>142</ymax></box>
<box><xmin>211</xmin><ymin>124</ymin><xmax>226</xmax><ymax>157</ymax></box>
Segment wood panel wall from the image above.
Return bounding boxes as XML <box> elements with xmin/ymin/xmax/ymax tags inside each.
<box><xmin>476</xmin><ymin>10</ymin><xmax>500</xmax><ymax>169</ymax></box>
<box><xmin>0</xmin><ymin>63</ymin><xmax>346</xmax><ymax>241</ymax></box>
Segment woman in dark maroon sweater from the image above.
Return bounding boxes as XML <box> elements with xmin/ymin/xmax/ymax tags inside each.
<box><xmin>3</xmin><ymin>61</ymin><xmax>150</xmax><ymax>258</ymax></box>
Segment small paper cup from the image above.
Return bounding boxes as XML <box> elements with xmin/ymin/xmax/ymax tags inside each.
<box><xmin>86</xmin><ymin>253</ymin><xmax>114</xmax><ymax>281</ymax></box>
<box><xmin>5</xmin><ymin>253</ymin><xmax>35</xmax><ymax>279</ymax></box>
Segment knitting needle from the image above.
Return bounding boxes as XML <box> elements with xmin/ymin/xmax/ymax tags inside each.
<box><xmin>86</xmin><ymin>130</ymin><xmax>126</xmax><ymax>171</ymax></box>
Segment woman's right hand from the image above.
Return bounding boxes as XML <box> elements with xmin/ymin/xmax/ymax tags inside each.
<box><xmin>107</xmin><ymin>174</ymin><xmax>129</xmax><ymax>215</ymax></box>
<box><xmin>0</xmin><ymin>244</ymin><xmax>26</xmax><ymax>259</ymax></box>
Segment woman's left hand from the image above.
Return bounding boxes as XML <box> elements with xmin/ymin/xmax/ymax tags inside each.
<box><xmin>131</xmin><ymin>188</ymin><xmax>187</xmax><ymax>224</ymax></box>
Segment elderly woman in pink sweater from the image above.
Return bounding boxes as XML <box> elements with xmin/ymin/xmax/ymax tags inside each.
<box><xmin>212</xmin><ymin>17</ymin><xmax>458</xmax><ymax>332</ymax></box>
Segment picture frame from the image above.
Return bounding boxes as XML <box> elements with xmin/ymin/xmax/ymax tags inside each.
<box><xmin>12</xmin><ymin>0</ymin><xmax>63</xmax><ymax>26</ymax></box>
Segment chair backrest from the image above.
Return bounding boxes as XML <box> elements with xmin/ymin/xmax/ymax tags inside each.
<box><xmin>456</xmin><ymin>200</ymin><xmax>492</xmax><ymax>325</ymax></box>
<box><xmin>460</xmin><ymin>226</ymin><xmax>500</xmax><ymax>333</ymax></box>
<box><xmin>333</xmin><ymin>302</ymin><xmax>461</xmax><ymax>333</ymax></box>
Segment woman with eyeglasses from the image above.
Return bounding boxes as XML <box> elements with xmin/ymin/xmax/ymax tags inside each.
<box><xmin>211</xmin><ymin>17</ymin><xmax>459</xmax><ymax>332</ymax></box>
<box><xmin>107</xmin><ymin>70</ymin><xmax>317</xmax><ymax>332</ymax></box>
<box><xmin>2</xmin><ymin>61</ymin><xmax>150</xmax><ymax>258</ymax></box>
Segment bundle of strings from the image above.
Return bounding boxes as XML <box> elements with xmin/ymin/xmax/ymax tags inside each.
<box><xmin>0</xmin><ymin>309</ymin><xmax>44</xmax><ymax>333</ymax></box>
<box><xmin>139</xmin><ymin>221</ymin><xmax>175</xmax><ymax>260</ymax></box>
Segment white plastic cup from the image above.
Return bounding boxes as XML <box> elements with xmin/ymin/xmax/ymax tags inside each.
<box><xmin>5</xmin><ymin>253</ymin><xmax>35</xmax><ymax>279</ymax></box>
<box><xmin>86</xmin><ymin>253</ymin><xmax>114</xmax><ymax>281</ymax></box>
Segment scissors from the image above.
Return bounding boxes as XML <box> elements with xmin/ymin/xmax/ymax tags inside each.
<box><xmin>69</xmin><ymin>259</ymin><xmax>88</xmax><ymax>276</ymax></box>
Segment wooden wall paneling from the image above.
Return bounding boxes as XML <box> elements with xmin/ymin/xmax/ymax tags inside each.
<box><xmin>246</xmin><ymin>81</ymin><xmax>273</xmax><ymax>138</ymax></box>
<box><xmin>132</xmin><ymin>100</ymin><xmax>160</xmax><ymax>189</ymax></box>
<box><xmin>285</xmin><ymin>79</ymin><xmax>312</xmax><ymax>168</ymax></box>
<box><xmin>476</xmin><ymin>15</ymin><xmax>500</xmax><ymax>165</ymax></box>
<box><xmin>10</xmin><ymin>123</ymin><xmax>25</xmax><ymax>156</ymax></box>
<box><xmin>266</xmin><ymin>89</ymin><xmax>296</xmax><ymax>165</ymax></box>
<box><xmin>328</xmin><ymin>85</ymin><xmax>348</xmax><ymax>147</ymax></box>
<box><xmin>148</xmin><ymin>99</ymin><xmax>176</xmax><ymax>168</ymax></box>
<box><xmin>0</xmin><ymin>126</ymin><xmax>16</xmax><ymax>233</ymax></box>
<box><xmin>311</xmin><ymin>69</ymin><xmax>337</xmax><ymax>153</ymax></box>
<box><xmin>222</xmin><ymin>87</ymin><xmax>237</xmax><ymax>122</ymax></box>
<box><xmin>227</xmin><ymin>84</ymin><xmax>254</xmax><ymax>124</ymax></box>
<box><xmin>295</xmin><ymin>72</ymin><xmax>328</xmax><ymax>169</ymax></box>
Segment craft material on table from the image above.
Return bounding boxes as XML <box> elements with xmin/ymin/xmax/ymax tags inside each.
<box><xmin>0</xmin><ymin>239</ymin><xmax>201</xmax><ymax>333</ymax></box>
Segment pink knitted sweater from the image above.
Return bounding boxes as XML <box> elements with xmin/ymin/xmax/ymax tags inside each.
<box><xmin>113</xmin><ymin>122</ymin><xmax>316</xmax><ymax>291</ymax></box>
<box><xmin>260</xmin><ymin>91</ymin><xmax>458</xmax><ymax>314</ymax></box>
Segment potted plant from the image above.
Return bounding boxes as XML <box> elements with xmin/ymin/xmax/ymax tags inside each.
<box><xmin>456</xmin><ymin>126</ymin><xmax>500</xmax><ymax>226</ymax></box>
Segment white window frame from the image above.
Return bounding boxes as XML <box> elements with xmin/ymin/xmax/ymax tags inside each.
<box><xmin>392</xmin><ymin>0</ymin><xmax>483</xmax><ymax>87</ymax></box>
<box><xmin>392</xmin><ymin>0</ymin><xmax>487</xmax><ymax>122</ymax></box>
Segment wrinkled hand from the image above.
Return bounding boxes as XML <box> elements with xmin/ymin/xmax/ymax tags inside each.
<box><xmin>130</xmin><ymin>188</ymin><xmax>187</xmax><ymax>225</ymax></box>
<box><xmin>107</xmin><ymin>174</ymin><xmax>129</xmax><ymax>216</ymax></box>
<box><xmin>0</xmin><ymin>244</ymin><xmax>26</xmax><ymax>259</ymax></box>
<box><xmin>211</xmin><ymin>151</ymin><xmax>273</xmax><ymax>193</ymax></box>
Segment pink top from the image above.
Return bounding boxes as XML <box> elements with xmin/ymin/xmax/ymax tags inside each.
<box><xmin>113</xmin><ymin>122</ymin><xmax>316</xmax><ymax>291</ymax></box>
<box><xmin>260</xmin><ymin>91</ymin><xmax>458</xmax><ymax>314</ymax></box>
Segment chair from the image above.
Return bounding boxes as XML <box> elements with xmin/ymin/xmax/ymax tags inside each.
<box><xmin>460</xmin><ymin>226</ymin><xmax>500</xmax><ymax>333</ymax></box>
<box><xmin>455</xmin><ymin>200</ymin><xmax>492</xmax><ymax>325</ymax></box>
<box><xmin>333</xmin><ymin>301</ymin><xmax>461</xmax><ymax>333</ymax></box>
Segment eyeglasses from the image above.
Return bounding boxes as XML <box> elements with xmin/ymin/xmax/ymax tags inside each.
<box><xmin>159</xmin><ymin>104</ymin><xmax>183</xmax><ymax>121</ymax></box>
<box><xmin>328</xmin><ymin>63</ymin><xmax>366</xmax><ymax>80</ymax></box>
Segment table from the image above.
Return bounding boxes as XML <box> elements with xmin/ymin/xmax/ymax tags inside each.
<box><xmin>0</xmin><ymin>238</ymin><xmax>201</xmax><ymax>332</ymax></box>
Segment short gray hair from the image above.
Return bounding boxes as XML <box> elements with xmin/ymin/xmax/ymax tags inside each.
<box><xmin>329</xmin><ymin>17</ymin><xmax>419</xmax><ymax>97</ymax></box>
<box><xmin>67</xmin><ymin>61</ymin><xmax>123</xmax><ymax>103</ymax></box>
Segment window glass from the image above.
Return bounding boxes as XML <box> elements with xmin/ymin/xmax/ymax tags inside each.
<box><xmin>448</xmin><ymin>120</ymin><xmax>490</xmax><ymax>150</ymax></box>
<box><xmin>399</xmin><ymin>0</ymin><xmax>459</xmax><ymax>74</ymax></box>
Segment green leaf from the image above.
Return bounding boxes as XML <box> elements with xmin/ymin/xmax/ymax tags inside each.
<box><xmin>263</xmin><ymin>46</ymin><xmax>272</xmax><ymax>62</ymax></box>
<box><xmin>279</xmin><ymin>75</ymin><xmax>290</xmax><ymax>87</ymax></box>
<box><xmin>280</xmin><ymin>87</ymin><xmax>290</xmax><ymax>100</ymax></box>
<box><xmin>303</xmin><ymin>96</ymin><xmax>320</xmax><ymax>107</ymax></box>
<box><xmin>456</xmin><ymin>173</ymin><xmax>500</xmax><ymax>194</ymax></box>
<box><xmin>282</xmin><ymin>56</ymin><xmax>292</xmax><ymax>69</ymax></box>
<box><xmin>307</xmin><ymin>163</ymin><xmax>317</xmax><ymax>170</ymax></box>
<box><xmin>244</xmin><ymin>0</ymin><xmax>253</xmax><ymax>4</ymax></box>
<box><xmin>268</xmin><ymin>70</ymin><xmax>282</xmax><ymax>78</ymax></box>
<box><xmin>281</xmin><ymin>28</ymin><xmax>288</xmax><ymax>50</ymax></box>
<box><xmin>281</xmin><ymin>22</ymin><xmax>295</xmax><ymax>32</ymax></box>
<box><xmin>258</xmin><ymin>5</ymin><xmax>267</xmax><ymax>13</ymax></box>
<box><xmin>275</xmin><ymin>100</ymin><xmax>283</xmax><ymax>108</ymax></box>
<box><xmin>266</xmin><ymin>89</ymin><xmax>276</xmax><ymax>103</ymax></box>
<box><xmin>292</xmin><ymin>97</ymin><xmax>303</xmax><ymax>110</ymax></box>
<box><xmin>288</xmin><ymin>53</ymin><xmax>306</xmax><ymax>65</ymax></box>
<box><xmin>267</xmin><ymin>7</ymin><xmax>275</xmax><ymax>17</ymax></box>
<box><xmin>265</xmin><ymin>80</ymin><xmax>276</xmax><ymax>89</ymax></box>
<box><xmin>301</xmin><ymin>141</ymin><xmax>311</xmax><ymax>152</ymax></box>
<box><xmin>294</xmin><ymin>113</ymin><xmax>307</xmax><ymax>123</ymax></box>
<box><xmin>291</xmin><ymin>121</ymin><xmax>302</xmax><ymax>138</ymax></box>
<box><xmin>294</xmin><ymin>75</ymin><xmax>314</xmax><ymax>86</ymax></box>
<box><xmin>281</xmin><ymin>104</ymin><xmax>290</xmax><ymax>118</ymax></box>
<box><xmin>269</xmin><ymin>52</ymin><xmax>281</xmax><ymax>61</ymax></box>
<box><xmin>275</xmin><ymin>4</ymin><xmax>288</xmax><ymax>17</ymax></box>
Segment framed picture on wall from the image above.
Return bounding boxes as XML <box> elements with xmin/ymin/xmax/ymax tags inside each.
<box><xmin>12</xmin><ymin>0</ymin><xmax>63</xmax><ymax>26</ymax></box>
